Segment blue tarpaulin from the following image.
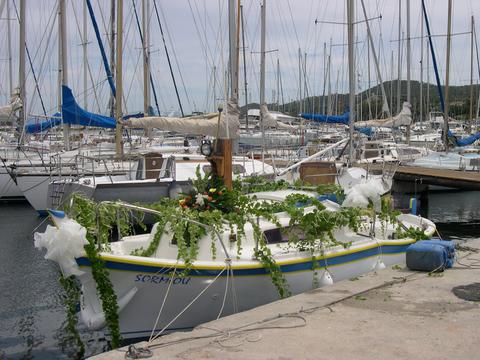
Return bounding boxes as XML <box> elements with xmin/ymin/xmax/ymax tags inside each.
<box><xmin>301</xmin><ymin>111</ymin><xmax>349</xmax><ymax>125</ymax></box>
<box><xmin>62</xmin><ymin>86</ymin><xmax>116</xmax><ymax>128</ymax></box>
<box><xmin>301</xmin><ymin>111</ymin><xmax>373</xmax><ymax>136</ymax></box>
<box><xmin>448</xmin><ymin>130</ymin><xmax>480</xmax><ymax>147</ymax></box>
<box><xmin>25</xmin><ymin>113</ymin><xmax>62</xmax><ymax>133</ymax></box>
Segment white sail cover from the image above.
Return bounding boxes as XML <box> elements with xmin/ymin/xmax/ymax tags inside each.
<box><xmin>123</xmin><ymin>99</ymin><xmax>240</xmax><ymax>139</ymax></box>
<box><xmin>260</xmin><ymin>104</ymin><xmax>297</xmax><ymax>132</ymax></box>
<box><xmin>355</xmin><ymin>102</ymin><xmax>412</xmax><ymax>128</ymax></box>
<box><xmin>0</xmin><ymin>89</ymin><xmax>22</xmax><ymax>122</ymax></box>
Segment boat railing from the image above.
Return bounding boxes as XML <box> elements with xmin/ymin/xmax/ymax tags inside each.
<box><xmin>96</xmin><ymin>201</ymin><xmax>230</xmax><ymax>260</ymax></box>
<box><xmin>71</xmin><ymin>154</ymin><xmax>140</xmax><ymax>185</ymax></box>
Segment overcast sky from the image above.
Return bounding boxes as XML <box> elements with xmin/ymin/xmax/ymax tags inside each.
<box><xmin>1</xmin><ymin>0</ymin><xmax>480</xmax><ymax>117</ymax></box>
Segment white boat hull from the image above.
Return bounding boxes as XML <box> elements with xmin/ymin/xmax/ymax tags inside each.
<box><xmin>15</xmin><ymin>174</ymin><xmax>51</xmax><ymax>214</ymax></box>
<box><xmin>0</xmin><ymin>167</ymin><xmax>23</xmax><ymax>200</ymax></box>
<box><xmin>76</xmin><ymin>240</ymin><xmax>409</xmax><ymax>340</ymax></box>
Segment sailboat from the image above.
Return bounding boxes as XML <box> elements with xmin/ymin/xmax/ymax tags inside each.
<box><xmin>34</xmin><ymin>0</ymin><xmax>436</xmax><ymax>346</ymax></box>
<box><xmin>406</xmin><ymin>0</ymin><xmax>480</xmax><ymax>174</ymax></box>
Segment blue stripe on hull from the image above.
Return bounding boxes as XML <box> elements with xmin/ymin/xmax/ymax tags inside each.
<box><xmin>77</xmin><ymin>244</ymin><xmax>409</xmax><ymax>277</ymax></box>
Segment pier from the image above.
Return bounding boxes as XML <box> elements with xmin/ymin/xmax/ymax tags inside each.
<box><xmin>93</xmin><ymin>240</ymin><xmax>480</xmax><ymax>360</ymax></box>
<box><xmin>366</xmin><ymin>164</ymin><xmax>480</xmax><ymax>190</ymax></box>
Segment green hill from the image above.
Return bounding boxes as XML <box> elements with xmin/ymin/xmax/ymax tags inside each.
<box><xmin>241</xmin><ymin>80</ymin><xmax>479</xmax><ymax>121</ymax></box>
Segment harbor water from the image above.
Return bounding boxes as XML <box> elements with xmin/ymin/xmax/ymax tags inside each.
<box><xmin>0</xmin><ymin>190</ymin><xmax>479</xmax><ymax>359</ymax></box>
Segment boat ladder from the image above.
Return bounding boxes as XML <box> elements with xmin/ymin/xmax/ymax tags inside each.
<box><xmin>50</xmin><ymin>181</ymin><xmax>67</xmax><ymax>208</ymax></box>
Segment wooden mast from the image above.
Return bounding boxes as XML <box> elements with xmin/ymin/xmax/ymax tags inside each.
<box><xmin>207</xmin><ymin>0</ymin><xmax>238</xmax><ymax>190</ymax></box>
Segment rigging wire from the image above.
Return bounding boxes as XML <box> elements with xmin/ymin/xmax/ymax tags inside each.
<box><xmin>131</xmin><ymin>0</ymin><xmax>161</xmax><ymax>116</ymax></box>
<box><xmin>153</xmin><ymin>0</ymin><xmax>184</xmax><ymax>117</ymax></box>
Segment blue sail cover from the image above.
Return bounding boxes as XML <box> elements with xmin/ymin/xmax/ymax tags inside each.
<box><xmin>301</xmin><ymin>111</ymin><xmax>372</xmax><ymax>136</ymax></box>
<box><xmin>25</xmin><ymin>113</ymin><xmax>62</xmax><ymax>133</ymax></box>
<box><xmin>301</xmin><ymin>111</ymin><xmax>349</xmax><ymax>125</ymax></box>
<box><xmin>448</xmin><ymin>130</ymin><xmax>480</xmax><ymax>147</ymax></box>
<box><xmin>62</xmin><ymin>86</ymin><xmax>116</xmax><ymax>128</ymax></box>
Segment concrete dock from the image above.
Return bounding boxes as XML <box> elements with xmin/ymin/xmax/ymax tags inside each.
<box><xmin>93</xmin><ymin>240</ymin><xmax>480</xmax><ymax>360</ymax></box>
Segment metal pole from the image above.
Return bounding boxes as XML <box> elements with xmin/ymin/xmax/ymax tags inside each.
<box><xmin>426</xmin><ymin>36</ymin><xmax>430</xmax><ymax>118</ymax></box>
<box><xmin>142</xmin><ymin>0</ymin><xmax>150</xmax><ymax>116</ymax></box>
<box><xmin>347</xmin><ymin>0</ymin><xmax>355</xmax><ymax>164</ymax></box>
<box><xmin>420</xmin><ymin>7</ymin><xmax>424</xmax><ymax>128</ymax></box>
<box><xmin>390</xmin><ymin>50</ymin><xmax>394</xmax><ymax>114</ymax></box>
<box><xmin>359</xmin><ymin>0</ymin><xmax>390</xmax><ymax>117</ymax></box>
<box><xmin>470</xmin><ymin>16</ymin><xmax>475</xmax><ymax>130</ymax></box>
<box><xmin>397</xmin><ymin>0</ymin><xmax>402</xmax><ymax>113</ymax></box>
<box><xmin>322</xmin><ymin>42</ymin><xmax>326</xmax><ymax>114</ymax></box>
<box><xmin>260</xmin><ymin>0</ymin><xmax>266</xmax><ymax>168</ymax></box>
<box><xmin>7</xmin><ymin>0</ymin><xmax>13</xmax><ymax>96</ymax></box>
<box><xmin>229</xmin><ymin>0</ymin><xmax>238</xmax><ymax>103</ymax></box>
<box><xmin>406</xmin><ymin>0</ymin><xmax>411</xmax><ymax>144</ymax></box>
<box><xmin>83</xmin><ymin>0</ymin><xmax>88</xmax><ymax>109</ymax></box>
<box><xmin>444</xmin><ymin>0</ymin><xmax>452</xmax><ymax>152</ymax></box>
<box><xmin>59</xmin><ymin>0</ymin><xmax>70</xmax><ymax>150</ymax></box>
<box><xmin>18</xmin><ymin>0</ymin><xmax>25</xmax><ymax>139</ymax></box>
<box><xmin>109</xmin><ymin>0</ymin><xmax>115</xmax><ymax>117</ymax></box>
<box><xmin>241</xmin><ymin>5</ymin><xmax>248</xmax><ymax>130</ymax></box>
<box><xmin>115</xmin><ymin>0</ymin><xmax>123</xmax><ymax>157</ymax></box>
<box><xmin>298</xmin><ymin>47</ymin><xmax>302</xmax><ymax>114</ymax></box>
<box><xmin>213</xmin><ymin>65</ymin><xmax>216</xmax><ymax>113</ymax></box>
<box><xmin>276</xmin><ymin>58</ymin><xmax>280</xmax><ymax>111</ymax></box>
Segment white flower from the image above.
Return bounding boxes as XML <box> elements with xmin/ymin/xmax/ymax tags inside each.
<box><xmin>195</xmin><ymin>193</ymin><xmax>206</xmax><ymax>206</ymax></box>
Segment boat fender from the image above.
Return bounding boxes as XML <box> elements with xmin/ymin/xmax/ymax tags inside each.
<box><xmin>81</xmin><ymin>286</ymin><xmax>138</xmax><ymax>330</ymax></box>
<box><xmin>318</xmin><ymin>269</ymin><xmax>334</xmax><ymax>286</ymax></box>
<box><xmin>409</xmin><ymin>198</ymin><xmax>418</xmax><ymax>215</ymax></box>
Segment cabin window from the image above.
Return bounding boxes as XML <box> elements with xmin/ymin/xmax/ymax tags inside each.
<box><xmin>263</xmin><ymin>226</ymin><xmax>305</xmax><ymax>244</ymax></box>
<box><xmin>232</xmin><ymin>165</ymin><xmax>246</xmax><ymax>174</ymax></box>
<box><xmin>203</xmin><ymin>164</ymin><xmax>245</xmax><ymax>175</ymax></box>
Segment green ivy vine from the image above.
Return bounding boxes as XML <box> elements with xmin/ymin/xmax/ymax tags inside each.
<box><xmin>58</xmin><ymin>274</ymin><xmax>85</xmax><ymax>358</ymax></box>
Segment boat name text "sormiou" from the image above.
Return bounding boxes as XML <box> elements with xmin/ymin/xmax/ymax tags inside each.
<box><xmin>134</xmin><ymin>274</ymin><xmax>191</xmax><ymax>285</ymax></box>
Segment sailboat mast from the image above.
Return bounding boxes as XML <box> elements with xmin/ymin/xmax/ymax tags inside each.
<box><xmin>109</xmin><ymin>0</ymin><xmax>115</xmax><ymax>117</ymax></box>
<box><xmin>406</xmin><ymin>0</ymin><xmax>411</xmax><ymax>144</ymax></box>
<box><xmin>277</xmin><ymin>58</ymin><xmax>280</xmax><ymax>111</ymax></box>
<box><xmin>115</xmin><ymin>0</ymin><xmax>123</xmax><ymax>157</ymax></box>
<box><xmin>7</xmin><ymin>0</ymin><xmax>13</xmax><ymax>96</ymax></box>
<box><xmin>347</xmin><ymin>0</ymin><xmax>355</xmax><ymax>164</ymax></box>
<box><xmin>397</xmin><ymin>0</ymin><xmax>402</xmax><ymax>113</ymax></box>
<box><xmin>59</xmin><ymin>0</ymin><xmax>70</xmax><ymax>150</ymax></box>
<box><xmin>444</xmin><ymin>0</ymin><xmax>452</xmax><ymax>152</ymax></box>
<box><xmin>229</xmin><ymin>0</ymin><xmax>239</xmax><ymax>103</ymax></box>
<box><xmin>420</xmin><ymin>7</ymin><xmax>424</xmax><ymax>128</ymax></box>
<box><xmin>298</xmin><ymin>48</ymin><xmax>302</xmax><ymax>114</ymax></box>
<box><xmin>470</xmin><ymin>16</ymin><xmax>475</xmax><ymax>128</ymax></box>
<box><xmin>83</xmin><ymin>1</ymin><xmax>88</xmax><ymax>109</ymax></box>
<box><xmin>142</xmin><ymin>0</ymin><xmax>150</xmax><ymax>116</ymax></box>
<box><xmin>359</xmin><ymin>0</ymin><xmax>390</xmax><ymax>117</ymax></box>
<box><xmin>240</xmin><ymin>5</ymin><xmax>248</xmax><ymax>130</ymax></box>
<box><xmin>260</xmin><ymin>0</ymin><xmax>266</xmax><ymax>170</ymax></box>
<box><xmin>18</xmin><ymin>0</ymin><xmax>25</xmax><ymax>140</ymax></box>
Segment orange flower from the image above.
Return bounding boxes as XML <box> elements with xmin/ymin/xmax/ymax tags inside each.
<box><xmin>207</xmin><ymin>196</ymin><xmax>213</xmax><ymax>201</ymax></box>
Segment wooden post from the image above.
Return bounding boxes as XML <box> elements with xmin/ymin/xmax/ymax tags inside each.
<box><xmin>208</xmin><ymin>139</ymin><xmax>233</xmax><ymax>190</ymax></box>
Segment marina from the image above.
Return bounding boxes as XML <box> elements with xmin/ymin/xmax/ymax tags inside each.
<box><xmin>1</xmin><ymin>0</ymin><xmax>480</xmax><ymax>359</ymax></box>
